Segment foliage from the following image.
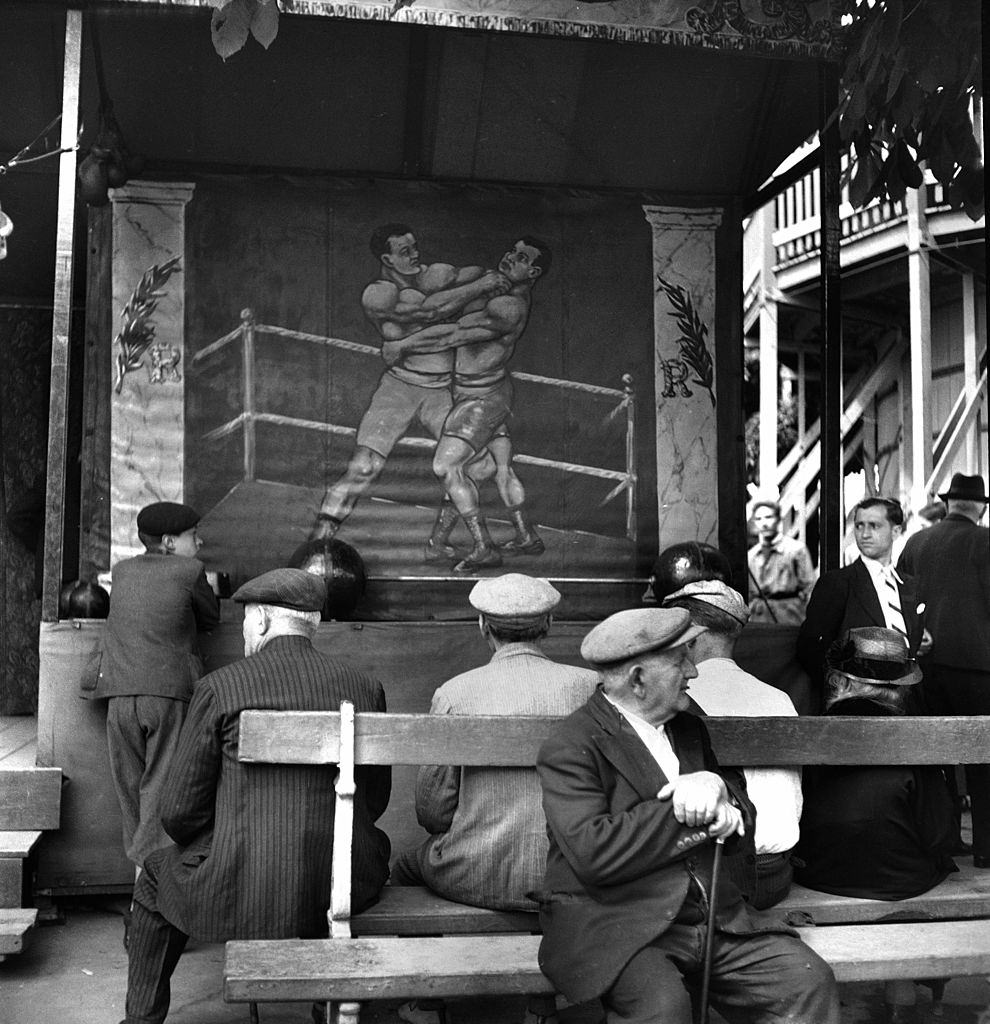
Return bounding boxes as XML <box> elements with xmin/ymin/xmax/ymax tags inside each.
<box><xmin>656</xmin><ymin>276</ymin><xmax>716</xmax><ymax>408</ymax></box>
<box><xmin>744</xmin><ymin>396</ymin><xmax>800</xmax><ymax>487</ymax></box>
<box><xmin>209</xmin><ymin>0</ymin><xmax>289</xmax><ymax>60</ymax></box>
<box><xmin>113</xmin><ymin>258</ymin><xmax>182</xmax><ymax>394</ymax></box>
<box><xmin>839</xmin><ymin>0</ymin><xmax>983</xmax><ymax>219</ymax></box>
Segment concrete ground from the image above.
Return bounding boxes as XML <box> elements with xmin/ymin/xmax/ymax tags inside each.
<box><xmin>1</xmin><ymin>893</ymin><xmax>989</xmax><ymax>1024</ymax></box>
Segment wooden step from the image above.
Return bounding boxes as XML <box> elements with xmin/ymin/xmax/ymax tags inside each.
<box><xmin>0</xmin><ymin>908</ymin><xmax>38</xmax><ymax>961</ymax></box>
<box><xmin>0</xmin><ymin>830</ymin><xmax>42</xmax><ymax>858</ymax></box>
<box><xmin>0</xmin><ymin>831</ymin><xmax>42</xmax><ymax>908</ymax></box>
<box><xmin>224</xmin><ymin>921</ymin><xmax>990</xmax><ymax>1005</ymax></box>
<box><xmin>0</xmin><ymin>768</ymin><xmax>61</xmax><ymax>830</ymax></box>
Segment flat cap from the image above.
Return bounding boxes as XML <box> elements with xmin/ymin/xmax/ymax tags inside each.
<box><xmin>232</xmin><ymin>568</ymin><xmax>327</xmax><ymax>612</ymax></box>
<box><xmin>136</xmin><ymin>501</ymin><xmax>200</xmax><ymax>537</ymax></box>
<box><xmin>469</xmin><ymin>573</ymin><xmax>560</xmax><ymax>622</ymax></box>
<box><xmin>581</xmin><ymin>607</ymin><xmax>706</xmax><ymax>666</ymax></box>
<box><xmin>663</xmin><ymin>580</ymin><xmax>750</xmax><ymax>626</ymax></box>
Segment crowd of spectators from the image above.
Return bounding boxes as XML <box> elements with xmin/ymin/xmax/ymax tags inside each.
<box><xmin>87</xmin><ymin>475</ymin><xmax>988</xmax><ymax>1024</ymax></box>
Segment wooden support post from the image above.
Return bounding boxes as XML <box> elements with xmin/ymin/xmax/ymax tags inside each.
<box><xmin>905</xmin><ymin>185</ymin><xmax>933</xmax><ymax>509</ymax></box>
<box><xmin>41</xmin><ymin>9</ymin><xmax>83</xmax><ymax>623</ymax></box>
<box><xmin>758</xmin><ymin>204</ymin><xmax>779</xmax><ymax>497</ymax></box>
<box><xmin>241</xmin><ymin>308</ymin><xmax>256</xmax><ymax>483</ymax></box>
<box><xmin>961</xmin><ymin>272</ymin><xmax>979</xmax><ymax>472</ymax></box>
<box><xmin>818</xmin><ymin>62</ymin><xmax>842</xmax><ymax>572</ymax></box>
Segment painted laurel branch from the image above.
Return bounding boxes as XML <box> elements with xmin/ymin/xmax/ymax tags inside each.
<box><xmin>656</xmin><ymin>274</ymin><xmax>715</xmax><ymax>408</ymax></box>
<box><xmin>112</xmin><ymin>257</ymin><xmax>182</xmax><ymax>395</ymax></box>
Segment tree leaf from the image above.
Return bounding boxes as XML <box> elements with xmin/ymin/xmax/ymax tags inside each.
<box><xmin>212</xmin><ymin>0</ymin><xmax>252</xmax><ymax>60</ymax></box>
<box><xmin>250</xmin><ymin>0</ymin><xmax>279</xmax><ymax>49</ymax></box>
<box><xmin>895</xmin><ymin>139</ymin><xmax>923</xmax><ymax>189</ymax></box>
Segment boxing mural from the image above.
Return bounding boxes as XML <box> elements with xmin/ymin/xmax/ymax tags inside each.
<box><xmin>108</xmin><ymin>178</ymin><xmax>723</xmax><ymax>611</ymax></box>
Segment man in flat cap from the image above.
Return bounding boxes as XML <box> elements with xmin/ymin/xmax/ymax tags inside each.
<box><xmin>394</xmin><ymin>573</ymin><xmax>597</xmax><ymax>910</ymax></box>
<box><xmin>898</xmin><ymin>472</ymin><xmax>990</xmax><ymax>867</ymax></box>
<box><xmin>663</xmin><ymin>581</ymin><xmax>802</xmax><ymax>908</ymax></box>
<box><xmin>119</xmin><ymin>568</ymin><xmax>391</xmax><ymax>1024</ymax></box>
<box><xmin>90</xmin><ymin>501</ymin><xmax>220</xmax><ymax>881</ymax></box>
<box><xmin>536</xmin><ymin>607</ymin><xmax>839</xmax><ymax>1024</ymax></box>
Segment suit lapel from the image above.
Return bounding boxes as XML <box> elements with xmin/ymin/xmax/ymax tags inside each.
<box><xmin>852</xmin><ymin>559</ymin><xmax>886</xmax><ymax>627</ymax></box>
<box><xmin>586</xmin><ymin>692</ymin><xmax>668</xmax><ymax>802</ymax></box>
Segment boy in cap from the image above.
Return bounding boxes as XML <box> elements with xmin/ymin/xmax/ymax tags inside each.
<box><xmin>536</xmin><ymin>607</ymin><xmax>839</xmax><ymax>1024</ymax></box>
<box><xmin>91</xmin><ymin>501</ymin><xmax>220</xmax><ymax>878</ymax></box>
<box><xmin>120</xmin><ymin>568</ymin><xmax>391</xmax><ymax>1024</ymax></box>
<box><xmin>747</xmin><ymin>500</ymin><xmax>816</xmax><ymax>625</ymax></box>
<box><xmin>663</xmin><ymin>581</ymin><xmax>802</xmax><ymax>908</ymax></box>
<box><xmin>393</xmin><ymin>572</ymin><xmax>597</xmax><ymax>1024</ymax></box>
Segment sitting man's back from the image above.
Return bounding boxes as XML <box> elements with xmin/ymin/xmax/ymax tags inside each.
<box><xmin>662</xmin><ymin>579</ymin><xmax>802</xmax><ymax>909</ymax></box>
<box><xmin>392</xmin><ymin>572</ymin><xmax>597</xmax><ymax>911</ymax></box>
<box><xmin>120</xmin><ymin>568</ymin><xmax>391</xmax><ymax>1024</ymax></box>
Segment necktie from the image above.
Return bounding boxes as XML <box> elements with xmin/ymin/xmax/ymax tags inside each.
<box><xmin>882</xmin><ymin>567</ymin><xmax>908</xmax><ymax>638</ymax></box>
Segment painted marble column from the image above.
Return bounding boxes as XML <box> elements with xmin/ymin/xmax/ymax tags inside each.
<box><xmin>643</xmin><ymin>206</ymin><xmax>722</xmax><ymax>551</ymax></box>
<box><xmin>110</xmin><ymin>181</ymin><xmax>195</xmax><ymax>564</ymax></box>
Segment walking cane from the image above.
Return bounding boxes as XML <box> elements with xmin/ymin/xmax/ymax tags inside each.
<box><xmin>698</xmin><ymin>836</ymin><xmax>726</xmax><ymax>1024</ymax></box>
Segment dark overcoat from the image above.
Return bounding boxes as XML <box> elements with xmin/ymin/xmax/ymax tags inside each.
<box><xmin>535</xmin><ymin>691</ymin><xmax>789</xmax><ymax>1005</ymax></box>
<box><xmin>92</xmin><ymin>552</ymin><xmax>220</xmax><ymax>700</ymax></box>
<box><xmin>796</xmin><ymin>558</ymin><xmax>923</xmax><ymax>696</ymax></box>
<box><xmin>897</xmin><ymin>514</ymin><xmax>990</xmax><ymax>673</ymax></box>
<box><xmin>146</xmin><ymin>634</ymin><xmax>391</xmax><ymax>942</ymax></box>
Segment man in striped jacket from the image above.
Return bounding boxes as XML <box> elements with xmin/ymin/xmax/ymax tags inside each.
<box><xmin>119</xmin><ymin>568</ymin><xmax>391</xmax><ymax>1024</ymax></box>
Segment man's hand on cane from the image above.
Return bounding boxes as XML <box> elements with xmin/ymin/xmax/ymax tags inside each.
<box><xmin>657</xmin><ymin>771</ymin><xmax>745</xmax><ymax>839</ymax></box>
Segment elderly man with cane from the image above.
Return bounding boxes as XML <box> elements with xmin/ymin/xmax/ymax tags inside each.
<box><xmin>535</xmin><ymin>607</ymin><xmax>839</xmax><ymax>1024</ymax></box>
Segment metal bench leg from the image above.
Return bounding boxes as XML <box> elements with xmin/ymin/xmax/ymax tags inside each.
<box><xmin>249</xmin><ymin>1001</ymin><xmax>259</xmax><ymax>1024</ymax></box>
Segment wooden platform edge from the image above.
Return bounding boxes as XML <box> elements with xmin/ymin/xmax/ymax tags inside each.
<box><xmin>0</xmin><ymin>907</ymin><xmax>39</xmax><ymax>958</ymax></box>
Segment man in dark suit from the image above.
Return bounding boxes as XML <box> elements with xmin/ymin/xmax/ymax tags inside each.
<box><xmin>797</xmin><ymin>496</ymin><xmax>929</xmax><ymax>709</ymax></box>
<box><xmin>120</xmin><ymin>568</ymin><xmax>391</xmax><ymax>1024</ymax></box>
<box><xmin>90</xmin><ymin>501</ymin><xmax>220</xmax><ymax>871</ymax></box>
<box><xmin>898</xmin><ymin>472</ymin><xmax>990</xmax><ymax>866</ymax></box>
<box><xmin>536</xmin><ymin>607</ymin><xmax>839</xmax><ymax>1024</ymax></box>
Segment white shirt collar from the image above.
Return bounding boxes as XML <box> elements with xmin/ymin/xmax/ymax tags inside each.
<box><xmin>860</xmin><ymin>553</ymin><xmax>902</xmax><ymax>583</ymax></box>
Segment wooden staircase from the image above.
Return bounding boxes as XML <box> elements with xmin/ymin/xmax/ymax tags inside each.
<box><xmin>0</xmin><ymin>716</ymin><xmax>62</xmax><ymax>960</ymax></box>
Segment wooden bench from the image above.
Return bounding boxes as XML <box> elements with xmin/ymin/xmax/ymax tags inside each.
<box><xmin>0</xmin><ymin>717</ymin><xmax>62</xmax><ymax>960</ymax></box>
<box><xmin>225</xmin><ymin>709</ymin><xmax>990</xmax><ymax>1022</ymax></box>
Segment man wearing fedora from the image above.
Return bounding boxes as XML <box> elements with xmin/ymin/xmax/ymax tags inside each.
<box><xmin>119</xmin><ymin>568</ymin><xmax>391</xmax><ymax>1024</ymax></box>
<box><xmin>536</xmin><ymin>607</ymin><xmax>839</xmax><ymax>1024</ymax></box>
<box><xmin>795</xmin><ymin>626</ymin><xmax>957</xmax><ymax>1023</ymax></box>
<box><xmin>898</xmin><ymin>472</ymin><xmax>990</xmax><ymax>867</ymax></box>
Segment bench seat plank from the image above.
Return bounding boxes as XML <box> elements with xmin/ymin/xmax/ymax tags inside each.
<box><xmin>783</xmin><ymin>863</ymin><xmax>990</xmax><ymax>924</ymax></box>
<box><xmin>0</xmin><ymin>830</ymin><xmax>42</xmax><ymax>857</ymax></box>
<box><xmin>352</xmin><ymin>861</ymin><xmax>990</xmax><ymax>936</ymax></box>
<box><xmin>225</xmin><ymin>935</ymin><xmax>552</xmax><ymax>1003</ymax></box>
<box><xmin>354</xmin><ymin>888</ymin><xmax>539</xmax><ymax>935</ymax></box>
<box><xmin>802</xmin><ymin>920</ymin><xmax>990</xmax><ymax>982</ymax></box>
<box><xmin>226</xmin><ymin>922</ymin><xmax>990</xmax><ymax>1004</ymax></box>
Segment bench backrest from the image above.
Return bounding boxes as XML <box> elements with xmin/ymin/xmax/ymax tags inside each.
<box><xmin>237</xmin><ymin>706</ymin><xmax>990</xmax><ymax>937</ymax></box>
<box><xmin>238</xmin><ymin>709</ymin><xmax>990</xmax><ymax>768</ymax></box>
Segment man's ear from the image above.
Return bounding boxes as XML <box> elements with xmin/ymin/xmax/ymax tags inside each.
<box><xmin>627</xmin><ymin>663</ymin><xmax>644</xmax><ymax>695</ymax></box>
<box><xmin>162</xmin><ymin>534</ymin><xmax>176</xmax><ymax>553</ymax></box>
<box><xmin>256</xmin><ymin>606</ymin><xmax>272</xmax><ymax>636</ymax></box>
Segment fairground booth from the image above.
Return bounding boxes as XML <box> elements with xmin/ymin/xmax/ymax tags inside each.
<box><xmin>0</xmin><ymin>0</ymin><xmax>842</xmax><ymax>896</ymax></box>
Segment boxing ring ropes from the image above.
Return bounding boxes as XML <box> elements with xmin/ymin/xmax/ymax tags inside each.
<box><xmin>192</xmin><ymin>308</ymin><xmax>638</xmax><ymax>543</ymax></box>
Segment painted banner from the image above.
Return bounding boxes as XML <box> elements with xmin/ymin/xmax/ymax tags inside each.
<box><xmin>109</xmin><ymin>178</ymin><xmax>723</xmax><ymax>615</ymax></box>
<box><xmin>286</xmin><ymin>0</ymin><xmax>840</xmax><ymax>57</ymax></box>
